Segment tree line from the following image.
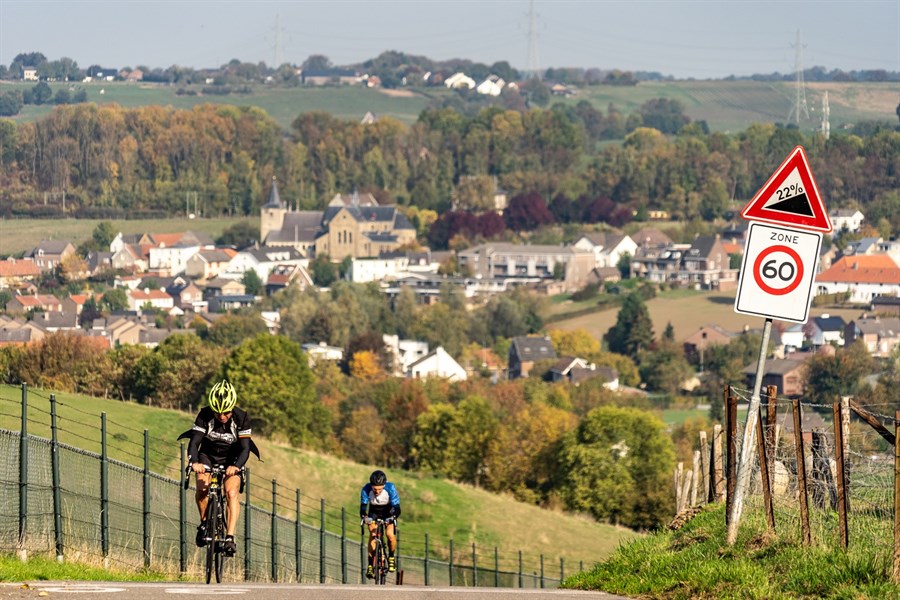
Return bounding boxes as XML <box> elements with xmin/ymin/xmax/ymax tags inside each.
<box><xmin>1</xmin><ymin>102</ymin><xmax>898</xmax><ymax>238</ymax></box>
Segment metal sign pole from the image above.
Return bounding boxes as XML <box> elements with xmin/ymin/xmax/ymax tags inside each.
<box><xmin>726</xmin><ymin>317</ymin><xmax>772</xmax><ymax>544</ymax></box>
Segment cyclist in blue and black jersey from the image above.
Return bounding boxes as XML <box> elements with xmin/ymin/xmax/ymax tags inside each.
<box><xmin>360</xmin><ymin>469</ymin><xmax>401</xmax><ymax>579</ymax></box>
<box><xmin>178</xmin><ymin>380</ymin><xmax>259</xmax><ymax>556</ymax></box>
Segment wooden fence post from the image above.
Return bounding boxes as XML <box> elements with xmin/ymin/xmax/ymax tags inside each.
<box><xmin>726</xmin><ymin>388</ymin><xmax>738</xmax><ymax>525</ymax></box>
<box><xmin>811</xmin><ymin>429</ymin><xmax>837</xmax><ymax>511</ymax></box>
<box><xmin>674</xmin><ymin>462</ymin><xmax>684</xmax><ymax>513</ymax></box>
<box><xmin>793</xmin><ymin>400</ymin><xmax>811</xmax><ymax>546</ymax></box>
<box><xmin>699</xmin><ymin>431</ymin><xmax>709</xmax><ymax>504</ymax></box>
<box><xmin>766</xmin><ymin>385</ymin><xmax>778</xmax><ymax>490</ymax></box>
<box><xmin>712</xmin><ymin>424</ymin><xmax>725</xmax><ymax>503</ymax></box>
<box><xmin>690</xmin><ymin>450</ymin><xmax>701</xmax><ymax>507</ymax></box>
<box><xmin>756</xmin><ymin>407</ymin><xmax>775</xmax><ymax>534</ymax></box>
<box><xmin>833</xmin><ymin>402</ymin><xmax>849</xmax><ymax>549</ymax></box>
<box><xmin>681</xmin><ymin>470</ymin><xmax>692</xmax><ymax>512</ymax></box>
<box><xmin>892</xmin><ymin>411</ymin><xmax>900</xmax><ymax>582</ymax></box>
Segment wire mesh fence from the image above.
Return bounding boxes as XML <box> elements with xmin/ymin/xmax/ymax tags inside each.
<box><xmin>673</xmin><ymin>384</ymin><xmax>899</xmax><ymax>577</ymax></box>
<box><xmin>0</xmin><ymin>383</ymin><xmax>574</xmax><ymax>587</ymax></box>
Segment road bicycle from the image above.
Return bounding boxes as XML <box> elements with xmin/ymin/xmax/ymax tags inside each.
<box><xmin>363</xmin><ymin>517</ymin><xmax>397</xmax><ymax>585</ymax></box>
<box><xmin>184</xmin><ymin>464</ymin><xmax>243</xmax><ymax>584</ymax></box>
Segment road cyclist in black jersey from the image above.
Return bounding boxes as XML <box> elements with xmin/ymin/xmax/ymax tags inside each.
<box><xmin>178</xmin><ymin>380</ymin><xmax>260</xmax><ymax>557</ymax></box>
<box><xmin>360</xmin><ymin>469</ymin><xmax>401</xmax><ymax>579</ymax></box>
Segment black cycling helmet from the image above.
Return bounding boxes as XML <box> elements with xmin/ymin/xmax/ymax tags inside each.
<box><xmin>370</xmin><ymin>470</ymin><xmax>387</xmax><ymax>486</ymax></box>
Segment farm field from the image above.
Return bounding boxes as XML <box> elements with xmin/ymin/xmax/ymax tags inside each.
<box><xmin>548</xmin><ymin>289</ymin><xmax>867</xmax><ymax>343</ymax></box>
<box><xmin>2</xmin><ymin>79</ymin><xmax>896</xmax><ymax>133</ymax></box>
<box><xmin>0</xmin><ymin>216</ymin><xmax>254</xmax><ymax>256</ymax></box>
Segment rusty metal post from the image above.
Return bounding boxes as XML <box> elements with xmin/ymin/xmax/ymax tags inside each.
<box><xmin>756</xmin><ymin>407</ymin><xmax>775</xmax><ymax>533</ymax></box>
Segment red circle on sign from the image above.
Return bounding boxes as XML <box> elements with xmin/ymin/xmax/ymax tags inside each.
<box><xmin>753</xmin><ymin>245</ymin><xmax>804</xmax><ymax>295</ymax></box>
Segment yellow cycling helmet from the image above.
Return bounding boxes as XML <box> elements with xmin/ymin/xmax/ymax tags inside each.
<box><xmin>208</xmin><ymin>380</ymin><xmax>237</xmax><ymax>414</ymax></box>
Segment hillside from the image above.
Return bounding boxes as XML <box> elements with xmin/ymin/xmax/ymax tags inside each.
<box><xmin>0</xmin><ymin>384</ymin><xmax>638</xmax><ymax>567</ymax></box>
<box><xmin>547</xmin><ymin>289</ymin><xmax>867</xmax><ymax>343</ymax></box>
<box><xmin>2</xmin><ymin>79</ymin><xmax>896</xmax><ymax>133</ymax></box>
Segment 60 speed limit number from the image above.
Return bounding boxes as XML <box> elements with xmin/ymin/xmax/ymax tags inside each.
<box><xmin>735</xmin><ymin>223</ymin><xmax>822</xmax><ymax>323</ymax></box>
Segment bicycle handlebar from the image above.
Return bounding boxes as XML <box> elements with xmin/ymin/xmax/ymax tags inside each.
<box><xmin>360</xmin><ymin>516</ymin><xmax>397</xmax><ymax>527</ymax></box>
<box><xmin>183</xmin><ymin>464</ymin><xmax>245</xmax><ymax>490</ymax></box>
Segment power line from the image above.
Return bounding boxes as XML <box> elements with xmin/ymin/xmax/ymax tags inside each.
<box><xmin>787</xmin><ymin>29</ymin><xmax>810</xmax><ymax>125</ymax></box>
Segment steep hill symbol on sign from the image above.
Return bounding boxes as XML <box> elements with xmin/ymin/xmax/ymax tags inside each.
<box><xmin>740</xmin><ymin>146</ymin><xmax>832</xmax><ymax>232</ymax></box>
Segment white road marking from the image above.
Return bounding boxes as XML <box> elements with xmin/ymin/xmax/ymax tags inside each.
<box><xmin>38</xmin><ymin>586</ymin><xmax>126</xmax><ymax>593</ymax></box>
<box><xmin>165</xmin><ymin>589</ymin><xmax>249</xmax><ymax>595</ymax></box>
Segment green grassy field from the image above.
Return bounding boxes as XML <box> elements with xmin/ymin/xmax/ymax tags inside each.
<box><xmin>0</xmin><ymin>384</ymin><xmax>638</xmax><ymax>567</ymax></box>
<box><xmin>548</xmin><ymin>289</ymin><xmax>867</xmax><ymax>343</ymax></box>
<box><xmin>0</xmin><ymin>216</ymin><xmax>254</xmax><ymax>256</ymax></box>
<box><xmin>2</xmin><ymin>79</ymin><xmax>896</xmax><ymax>133</ymax></box>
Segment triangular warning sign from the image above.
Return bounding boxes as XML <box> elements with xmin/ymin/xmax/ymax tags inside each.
<box><xmin>740</xmin><ymin>146</ymin><xmax>832</xmax><ymax>233</ymax></box>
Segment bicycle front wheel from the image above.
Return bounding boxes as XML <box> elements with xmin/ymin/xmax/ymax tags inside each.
<box><xmin>374</xmin><ymin>540</ymin><xmax>386</xmax><ymax>585</ymax></box>
<box><xmin>204</xmin><ymin>494</ymin><xmax>219</xmax><ymax>585</ymax></box>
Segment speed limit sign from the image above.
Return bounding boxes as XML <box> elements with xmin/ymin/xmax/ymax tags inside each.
<box><xmin>734</xmin><ymin>222</ymin><xmax>822</xmax><ymax>323</ymax></box>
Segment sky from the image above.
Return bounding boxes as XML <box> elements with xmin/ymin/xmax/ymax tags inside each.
<box><xmin>1</xmin><ymin>0</ymin><xmax>898</xmax><ymax>80</ymax></box>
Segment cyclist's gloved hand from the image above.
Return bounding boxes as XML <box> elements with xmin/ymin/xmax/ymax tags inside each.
<box><xmin>225</xmin><ymin>465</ymin><xmax>240</xmax><ymax>477</ymax></box>
<box><xmin>191</xmin><ymin>463</ymin><xmax>205</xmax><ymax>474</ymax></box>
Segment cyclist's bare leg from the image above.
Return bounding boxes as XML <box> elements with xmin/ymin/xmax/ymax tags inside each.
<box><xmin>224</xmin><ymin>472</ymin><xmax>241</xmax><ymax>536</ymax></box>
<box><xmin>195</xmin><ymin>472</ymin><xmax>211</xmax><ymax>519</ymax></box>
<box><xmin>366</xmin><ymin>521</ymin><xmax>379</xmax><ymax>562</ymax></box>
<box><xmin>385</xmin><ymin>523</ymin><xmax>397</xmax><ymax>554</ymax></box>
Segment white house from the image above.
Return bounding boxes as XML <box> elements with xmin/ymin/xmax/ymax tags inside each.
<box><xmin>148</xmin><ymin>242</ymin><xmax>202</xmax><ymax>276</ymax></box>
<box><xmin>23</xmin><ymin>67</ymin><xmax>38</xmax><ymax>81</ymax></box>
<box><xmin>573</xmin><ymin>232</ymin><xmax>638</xmax><ymax>269</ymax></box>
<box><xmin>476</xmin><ymin>77</ymin><xmax>505</xmax><ymax>96</ymax></box>
<box><xmin>444</xmin><ymin>72</ymin><xmax>475</xmax><ymax>90</ymax></box>
<box><xmin>815</xmin><ymin>255</ymin><xmax>900</xmax><ymax>304</ymax></box>
<box><xmin>780</xmin><ymin>323</ymin><xmax>806</xmax><ymax>352</ymax></box>
<box><xmin>127</xmin><ymin>288</ymin><xmax>175</xmax><ymax>311</ymax></box>
<box><xmin>407</xmin><ymin>346</ymin><xmax>467</xmax><ymax>381</ymax></box>
<box><xmin>302</xmin><ymin>341</ymin><xmax>344</xmax><ymax>365</ymax></box>
<box><xmin>349</xmin><ymin>256</ymin><xmax>409</xmax><ymax>283</ymax></box>
<box><xmin>383</xmin><ymin>334</ymin><xmax>430</xmax><ymax>374</ymax></box>
<box><xmin>829</xmin><ymin>209</ymin><xmax>864</xmax><ymax>234</ymax></box>
<box><xmin>223</xmin><ymin>246</ymin><xmax>306</xmax><ymax>283</ymax></box>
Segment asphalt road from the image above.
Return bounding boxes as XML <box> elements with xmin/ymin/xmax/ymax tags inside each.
<box><xmin>1</xmin><ymin>582</ymin><xmax>632</xmax><ymax>600</ymax></box>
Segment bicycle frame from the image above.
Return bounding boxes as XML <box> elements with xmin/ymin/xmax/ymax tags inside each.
<box><xmin>184</xmin><ymin>464</ymin><xmax>242</xmax><ymax>584</ymax></box>
<box><xmin>367</xmin><ymin>517</ymin><xmax>396</xmax><ymax>585</ymax></box>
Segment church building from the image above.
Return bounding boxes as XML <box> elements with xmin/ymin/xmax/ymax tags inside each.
<box><xmin>260</xmin><ymin>179</ymin><xmax>417</xmax><ymax>261</ymax></box>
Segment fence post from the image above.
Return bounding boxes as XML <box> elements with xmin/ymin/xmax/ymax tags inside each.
<box><xmin>271</xmin><ymin>480</ymin><xmax>278</xmax><ymax>582</ymax></box>
<box><xmin>892</xmin><ymin>410</ymin><xmax>900</xmax><ymax>583</ymax></box>
<box><xmin>674</xmin><ymin>462</ymin><xmax>683</xmax><ymax>513</ymax></box>
<box><xmin>295</xmin><ymin>489</ymin><xmax>302</xmax><ymax>582</ymax></box>
<box><xmin>472</xmin><ymin>542</ymin><xmax>477</xmax><ymax>587</ymax></box>
<box><xmin>518</xmin><ymin>550</ymin><xmax>523</xmax><ymax>588</ymax></box>
<box><xmin>424</xmin><ymin>533</ymin><xmax>430</xmax><ymax>586</ymax></box>
<box><xmin>699</xmin><ymin>430</ymin><xmax>709</xmax><ymax>504</ymax></box>
<box><xmin>540</xmin><ymin>553</ymin><xmax>545</xmax><ymax>588</ymax></box>
<box><xmin>766</xmin><ymin>385</ymin><xmax>778</xmax><ymax>481</ymax></box>
<box><xmin>712</xmin><ymin>423</ymin><xmax>724</xmax><ymax>502</ymax></box>
<box><xmin>725</xmin><ymin>387</ymin><xmax>737</xmax><ymax>526</ymax></box>
<box><xmin>560</xmin><ymin>556</ymin><xmax>564</xmax><ymax>582</ymax></box>
<box><xmin>690</xmin><ymin>450</ymin><xmax>700</xmax><ymax>507</ymax></box>
<box><xmin>495</xmin><ymin>546</ymin><xmax>499</xmax><ymax>587</ymax></box>
<box><xmin>143</xmin><ymin>429</ymin><xmax>150</xmax><ymax>568</ymax></box>
<box><xmin>100</xmin><ymin>412</ymin><xmax>109</xmax><ymax>565</ymax></box>
<box><xmin>360</xmin><ymin>521</ymin><xmax>366</xmax><ymax>584</ymax></box>
<box><xmin>18</xmin><ymin>382</ymin><xmax>27</xmax><ymax>560</ymax></box>
<box><xmin>449</xmin><ymin>538</ymin><xmax>454</xmax><ymax>586</ymax></box>
<box><xmin>50</xmin><ymin>394</ymin><xmax>63</xmax><ymax>561</ymax></box>
<box><xmin>244</xmin><ymin>468</ymin><xmax>251</xmax><ymax>581</ymax></box>
<box><xmin>832</xmin><ymin>402</ymin><xmax>849</xmax><ymax>549</ymax></box>
<box><xmin>179</xmin><ymin>442</ymin><xmax>186</xmax><ymax>574</ymax></box>
<box><xmin>755</xmin><ymin>407</ymin><xmax>775</xmax><ymax>534</ymax></box>
<box><xmin>340</xmin><ymin>507</ymin><xmax>347</xmax><ymax>584</ymax></box>
<box><xmin>319</xmin><ymin>498</ymin><xmax>325</xmax><ymax>584</ymax></box>
<box><xmin>792</xmin><ymin>400</ymin><xmax>811</xmax><ymax>545</ymax></box>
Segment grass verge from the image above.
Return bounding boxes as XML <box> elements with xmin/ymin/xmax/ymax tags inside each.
<box><xmin>563</xmin><ymin>504</ymin><xmax>900</xmax><ymax>600</ymax></box>
<box><xmin>0</xmin><ymin>553</ymin><xmax>177</xmax><ymax>582</ymax></box>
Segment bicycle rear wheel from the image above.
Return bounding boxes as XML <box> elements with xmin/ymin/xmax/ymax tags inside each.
<box><xmin>204</xmin><ymin>494</ymin><xmax>219</xmax><ymax>585</ymax></box>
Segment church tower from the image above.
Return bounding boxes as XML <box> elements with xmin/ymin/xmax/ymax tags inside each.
<box><xmin>260</xmin><ymin>177</ymin><xmax>286</xmax><ymax>244</ymax></box>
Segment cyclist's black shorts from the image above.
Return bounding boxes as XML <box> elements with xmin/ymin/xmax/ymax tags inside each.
<box><xmin>197</xmin><ymin>452</ymin><xmax>243</xmax><ymax>473</ymax></box>
<box><xmin>365</xmin><ymin>506</ymin><xmax>394</xmax><ymax>522</ymax></box>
